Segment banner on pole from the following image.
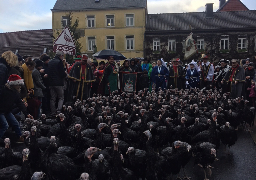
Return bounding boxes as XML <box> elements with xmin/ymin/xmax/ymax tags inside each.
<box><xmin>121</xmin><ymin>73</ymin><xmax>137</xmax><ymax>92</ymax></box>
<box><xmin>184</xmin><ymin>32</ymin><xmax>197</xmax><ymax>60</ymax></box>
<box><xmin>53</xmin><ymin>27</ymin><xmax>76</xmax><ymax>55</ymax></box>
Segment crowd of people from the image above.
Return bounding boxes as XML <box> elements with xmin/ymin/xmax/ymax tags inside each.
<box><xmin>0</xmin><ymin>50</ymin><xmax>255</xmax><ymax>179</ymax></box>
<box><xmin>0</xmin><ymin>50</ymin><xmax>255</xmax><ymax>141</ymax></box>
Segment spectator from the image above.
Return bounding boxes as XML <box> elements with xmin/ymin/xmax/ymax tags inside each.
<box><xmin>22</xmin><ymin>57</ymin><xmax>35</xmax><ymax>98</ymax></box>
<box><xmin>151</xmin><ymin>59</ymin><xmax>169</xmax><ymax>91</ymax></box>
<box><xmin>222</xmin><ymin>59</ymin><xmax>245</xmax><ymax>98</ymax></box>
<box><xmin>32</xmin><ymin>60</ymin><xmax>46</xmax><ymax>119</ymax></box>
<box><xmin>0</xmin><ymin>74</ymin><xmax>32</xmax><ymax>142</ymax></box>
<box><xmin>247</xmin><ymin>79</ymin><xmax>256</xmax><ymax>107</ymax></box>
<box><xmin>0</xmin><ymin>51</ymin><xmax>18</xmax><ymax>95</ymax></box>
<box><xmin>245</xmin><ymin>63</ymin><xmax>255</xmax><ymax>100</ymax></box>
<box><xmin>40</xmin><ymin>54</ymin><xmax>51</xmax><ymax>117</ymax></box>
<box><xmin>47</xmin><ymin>51</ymin><xmax>67</xmax><ymax>115</ymax></box>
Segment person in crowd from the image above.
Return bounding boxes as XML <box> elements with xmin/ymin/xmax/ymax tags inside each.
<box><xmin>129</xmin><ymin>59</ymin><xmax>138</xmax><ymax>72</ymax></box>
<box><xmin>0</xmin><ymin>51</ymin><xmax>18</xmax><ymax>95</ymax></box>
<box><xmin>100</xmin><ymin>56</ymin><xmax>118</xmax><ymax>95</ymax></box>
<box><xmin>137</xmin><ymin>58</ymin><xmax>152</xmax><ymax>91</ymax></box>
<box><xmin>0</xmin><ymin>74</ymin><xmax>32</xmax><ymax>142</ymax></box>
<box><xmin>185</xmin><ymin>60</ymin><xmax>200</xmax><ymax>89</ymax></box>
<box><xmin>47</xmin><ymin>51</ymin><xmax>67</xmax><ymax>115</ymax></box>
<box><xmin>200</xmin><ymin>54</ymin><xmax>214</xmax><ymax>89</ymax></box>
<box><xmin>151</xmin><ymin>59</ymin><xmax>169</xmax><ymax>90</ymax></box>
<box><xmin>214</xmin><ymin>59</ymin><xmax>230</xmax><ymax>90</ymax></box>
<box><xmin>120</xmin><ymin>60</ymin><xmax>132</xmax><ymax>72</ymax></box>
<box><xmin>247</xmin><ymin>79</ymin><xmax>256</xmax><ymax>107</ymax></box>
<box><xmin>40</xmin><ymin>54</ymin><xmax>51</xmax><ymax>117</ymax></box>
<box><xmin>22</xmin><ymin>57</ymin><xmax>35</xmax><ymax>99</ymax></box>
<box><xmin>95</xmin><ymin>61</ymin><xmax>106</xmax><ymax>95</ymax></box>
<box><xmin>8</xmin><ymin>54</ymin><xmax>27</xmax><ymax>99</ymax></box>
<box><xmin>32</xmin><ymin>60</ymin><xmax>46</xmax><ymax>119</ymax></box>
<box><xmin>152</xmin><ymin>62</ymin><xmax>156</xmax><ymax>68</ymax></box>
<box><xmin>135</xmin><ymin>58</ymin><xmax>142</xmax><ymax>72</ymax></box>
<box><xmin>222</xmin><ymin>59</ymin><xmax>245</xmax><ymax>98</ymax></box>
<box><xmin>245</xmin><ymin>63</ymin><xmax>255</xmax><ymax>100</ymax></box>
<box><xmin>68</xmin><ymin>54</ymin><xmax>95</xmax><ymax>101</ymax></box>
<box><xmin>168</xmin><ymin>58</ymin><xmax>185</xmax><ymax>90</ymax></box>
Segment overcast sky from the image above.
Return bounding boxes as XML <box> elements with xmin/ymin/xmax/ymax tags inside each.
<box><xmin>0</xmin><ymin>0</ymin><xmax>255</xmax><ymax>33</ymax></box>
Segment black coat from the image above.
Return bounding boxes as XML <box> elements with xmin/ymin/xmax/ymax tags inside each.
<box><xmin>0</xmin><ymin>58</ymin><xmax>10</xmax><ymax>95</ymax></box>
<box><xmin>0</xmin><ymin>85</ymin><xmax>27</xmax><ymax>116</ymax></box>
<box><xmin>47</xmin><ymin>56</ymin><xmax>67</xmax><ymax>86</ymax></box>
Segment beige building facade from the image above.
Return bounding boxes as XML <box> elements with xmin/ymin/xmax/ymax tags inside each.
<box><xmin>52</xmin><ymin>0</ymin><xmax>147</xmax><ymax>59</ymax></box>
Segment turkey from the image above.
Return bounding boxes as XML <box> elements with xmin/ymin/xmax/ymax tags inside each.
<box><xmin>219</xmin><ymin>122</ymin><xmax>237</xmax><ymax>154</ymax></box>
<box><xmin>31</xmin><ymin>172</ymin><xmax>45</xmax><ymax>180</ymax></box>
<box><xmin>41</xmin><ymin>136</ymin><xmax>78</xmax><ymax>180</ymax></box>
<box><xmin>91</xmin><ymin>154</ymin><xmax>110</xmax><ymax>180</ymax></box>
<box><xmin>193</xmin><ymin>142</ymin><xmax>217</xmax><ymax>180</ymax></box>
<box><xmin>16</xmin><ymin>148</ymin><xmax>31</xmax><ymax>180</ymax></box>
<box><xmin>126</xmin><ymin>147</ymin><xmax>147</xmax><ymax>180</ymax></box>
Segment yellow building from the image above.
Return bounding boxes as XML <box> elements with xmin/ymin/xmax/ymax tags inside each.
<box><xmin>52</xmin><ymin>0</ymin><xmax>147</xmax><ymax>59</ymax></box>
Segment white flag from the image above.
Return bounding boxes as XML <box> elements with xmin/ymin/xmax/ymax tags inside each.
<box><xmin>184</xmin><ymin>33</ymin><xmax>197</xmax><ymax>59</ymax></box>
<box><xmin>53</xmin><ymin>27</ymin><xmax>76</xmax><ymax>55</ymax></box>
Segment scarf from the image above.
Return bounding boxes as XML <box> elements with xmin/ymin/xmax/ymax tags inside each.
<box><xmin>229</xmin><ymin>65</ymin><xmax>238</xmax><ymax>82</ymax></box>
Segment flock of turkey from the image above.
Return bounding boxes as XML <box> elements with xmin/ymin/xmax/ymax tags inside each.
<box><xmin>0</xmin><ymin>88</ymin><xmax>254</xmax><ymax>180</ymax></box>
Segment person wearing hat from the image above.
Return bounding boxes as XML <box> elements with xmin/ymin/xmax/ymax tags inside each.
<box><xmin>151</xmin><ymin>59</ymin><xmax>169</xmax><ymax>91</ymax></box>
<box><xmin>222</xmin><ymin>59</ymin><xmax>245</xmax><ymax>98</ymax></box>
<box><xmin>68</xmin><ymin>54</ymin><xmax>95</xmax><ymax>101</ymax></box>
<box><xmin>0</xmin><ymin>74</ymin><xmax>33</xmax><ymax>142</ymax></box>
<box><xmin>214</xmin><ymin>59</ymin><xmax>230</xmax><ymax>90</ymax></box>
<box><xmin>245</xmin><ymin>62</ymin><xmax>255</xmax><ymax>100</ymax></box>
<box><xmin>168</xmin><ymin>58</ymin><xmax>185</xmax><ymax>90</ymax></box>
<box><xmin>0</xmin><ymin>51</ymin><xmax>19</xmax><ymax>95</ymax></box>
<box><xmin>185</xmin><ymin>60</ymin><xmax>200</xmax><ymax>89</ymax></box>
<box><xmin>200</xmin><ymin>54</ymin><xmax>214</xmax><ymax>89</ymax></box>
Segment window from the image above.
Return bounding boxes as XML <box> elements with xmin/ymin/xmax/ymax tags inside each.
<box><xmin>106</xmin><ymin>15</ymin><xmax>114</xmax><ymax>27</ymax></box>
<box><xmin>238</xmin><ymin>37</ymin><xmax>247</xmax><ymax>50</ymax></box>
<box><xmin>153</xmin><ymin>39</ymin><xmax>160</xmax><ymax>51</ymax></box>
<box><xmin>126</xmin><ymin>35</ymin><xmax>134</xmax><ymax>50</ymax></box>
<box><xmin>62</xmin><ymin>16</ymin><xmax>69</xmax><ymax>27</ymax></box>
<box><xmin>87</xmin><ymin>15</ymin><xmax>95</xmax><ymax>28</ymax></box>
<box><xmin>88</xmin><ymin>37</ymin><xmax>95</xmax><ymax>51</ymax></box>
<box><xmin>168</xmin><ymin>40</ymin><xmax>176</xmax><ymax>51</ymax></box>
<box><xmin>107</xmin><ymin>36</ymin><xmax>115</xmax><ymax>50</ymax></box>
<box><xmin>220</xmin><ymin>36</ymin><xmax>229</xmax><ymax>50</ymax></box>
<box><xmin>126</xmin><ymin>14</ymin><xmax>134</xmax><ymax>26</ymax></box>
<box><xmin>197</xmin><ymin>39</ymin><xmax>204</xmax><ymax>49</ymax></box>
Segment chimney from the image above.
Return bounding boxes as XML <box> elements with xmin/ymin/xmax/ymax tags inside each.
<box><xmin>219</xmin><ymin>0</ymin><xmax>226</xmax><ymax>9</ymax></box>
<box><xmin>205</xmin><ymin>3</ymin><xmax>214</xmax><ymax>18</ymax></box>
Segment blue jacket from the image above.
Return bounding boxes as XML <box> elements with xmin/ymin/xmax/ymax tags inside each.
<box><xmin>151</xmin><ymin>65</ymin><xmax>169</xmax><ymax>84</ymax></box>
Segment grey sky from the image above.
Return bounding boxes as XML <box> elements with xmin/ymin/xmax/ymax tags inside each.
<box><xmin>0</xmin><ymin>0</ymin><xmax>255</xmax><ymax>33</ymax></box>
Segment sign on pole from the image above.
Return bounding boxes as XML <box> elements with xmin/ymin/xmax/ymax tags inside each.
<box><xmin>53</xmin><ymin>27</ymin><xmax>76</xmax><ymax>55</ymax></box>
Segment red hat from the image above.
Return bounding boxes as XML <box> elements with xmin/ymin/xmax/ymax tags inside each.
<box><xmin>82</xmin><ymin>54</ymin><xmax>88</xmax><ymax>60</ymax></box>
<box><xmin>8</xmin><ymin>74</ymin><xmax>24</xmax><ymax>86</ymax></box>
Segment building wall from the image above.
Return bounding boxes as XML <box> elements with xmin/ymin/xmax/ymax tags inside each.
<box><xmin>145</xmin><ymin>31</ymin><xmax>256</xmax><ymax>62</ymax></box>
<box><xmin>52</xmin><ymin>8</ymin><xmax>146</xmax><ymax>58</ymax></box>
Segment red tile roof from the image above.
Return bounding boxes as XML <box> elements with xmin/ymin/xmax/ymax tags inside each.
<box><xmin>217</xmin><ymin>0</ymin><xmax>249</xmax><ymax>12</ymax></box>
